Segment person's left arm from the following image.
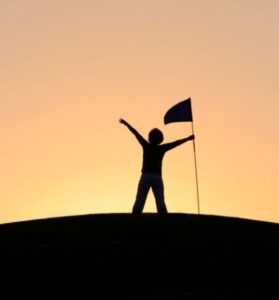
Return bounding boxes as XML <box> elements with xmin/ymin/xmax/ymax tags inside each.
<box><xmin>162</xmin><ymin>135</ymin><xmax>195</xmax><ymax>151</ymax></box>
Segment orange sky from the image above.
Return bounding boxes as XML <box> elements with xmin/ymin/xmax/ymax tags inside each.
<box><xmin>1</xmin><ymin>0</ymin><xmax>279</xmax><ymax>223</ymax></box>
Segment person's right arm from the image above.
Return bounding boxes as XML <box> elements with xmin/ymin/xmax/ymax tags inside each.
<box><xmin>119</xmin><ymin>118</ymin><xmax>147</xmax><ymax>146</ymax></box>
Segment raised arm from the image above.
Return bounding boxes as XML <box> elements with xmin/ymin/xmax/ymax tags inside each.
<box><xmin>119</xmin><ymin>118</ymin><xmax>147</xmax><ymax>146</ymax></box>
<box><xmin>162</xmin><ymin>135</ymin><xmax>195</xmax><ymax>151</ymax></box>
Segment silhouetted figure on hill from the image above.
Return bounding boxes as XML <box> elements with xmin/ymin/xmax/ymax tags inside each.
<box><xmin>119</xmin><ymin>118</ymin><xmax>194</xmax><ymax>214</ymax></box>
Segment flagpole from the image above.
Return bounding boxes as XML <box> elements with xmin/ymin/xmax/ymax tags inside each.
<box><xmin>163</xmin><ymin>98</ymin><xmax>200</xmax><ymax>214</ymax></box>
<box><xmin>191</xmin><ymin>121</ymin><xmax>200</xmax><ymax>214</ymax></box>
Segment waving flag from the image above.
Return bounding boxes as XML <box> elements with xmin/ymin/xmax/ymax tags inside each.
<box><xmin>164</xmin><ymin>98</ymin><xmax>193</xmax><ymax>124</ymax></box>
<box><xmin>163</xmin><ymin>97</ymin><xmax>200</xmax><ymax>214</ymax></box>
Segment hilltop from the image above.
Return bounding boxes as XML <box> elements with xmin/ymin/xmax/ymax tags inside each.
<box><xmin>1</xmin><ymin>213</ymin><xmax>279</xmax><ymax>298</ymax></box>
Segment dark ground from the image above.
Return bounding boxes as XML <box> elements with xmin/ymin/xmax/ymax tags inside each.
<box><xmin>1</xmin><ymin>213</ymin><xmax>279</xmax><ymax>299</ymax></box>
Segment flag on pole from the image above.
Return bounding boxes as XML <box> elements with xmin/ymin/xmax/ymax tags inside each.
<box><xmin>164</xmin><ymin>98</ymin><xmax>193</xmax><ymax>124</ymax></box>
<box><xmin>163</xmin><ymin>97</ymin><xmax>200</xmax><ymax>214</ymax></box>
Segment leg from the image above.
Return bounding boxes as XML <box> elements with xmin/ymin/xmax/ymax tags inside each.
<box><xmin>152</xmin><ymin>178</ymin><xmax>168</xmax><ymax>214</ymax></box>
<box><xmin>132</xmin><ymin>175</ymin><xmax>150</xmax><ymax>214</ymax></box>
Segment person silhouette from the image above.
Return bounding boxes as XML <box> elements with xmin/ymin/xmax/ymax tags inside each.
<box><xmin>119</xmin><ymin>118</ymin><xmax>195</xmax><ymax>214</ymax></box>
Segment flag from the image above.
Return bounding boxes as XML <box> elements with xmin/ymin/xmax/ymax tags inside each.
<box><xmin>164</xmin><ymin>98</ymin><xmax>193</xmax><ymax>124</ymax></box>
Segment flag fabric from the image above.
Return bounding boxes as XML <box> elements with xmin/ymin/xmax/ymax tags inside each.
<box><xmin>164</xmin><ymin>98</ymin><xmax>193</xmax><ymax>124</ymax></box>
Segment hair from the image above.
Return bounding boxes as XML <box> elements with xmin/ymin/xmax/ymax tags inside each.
<box><xmin>148</xmin><ymin>128</ymin><xmax>164</xmax><ymax>145</ymax></box>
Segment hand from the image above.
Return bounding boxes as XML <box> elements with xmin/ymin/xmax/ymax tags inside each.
<box><xmin>188</xmin><ymin>134</ymin><xmax>195</xmax><ymax>141</ymax></box>
<box><xmin>119</xmin><ymin>118</ymin><xmax>127</xmax><ymax>125</ymax></box>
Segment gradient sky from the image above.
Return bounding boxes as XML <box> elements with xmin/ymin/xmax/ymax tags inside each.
<box><xmin>1</xmin><ymin>0</ymin><xmax>278</xmax><ymax>224</ymax></box>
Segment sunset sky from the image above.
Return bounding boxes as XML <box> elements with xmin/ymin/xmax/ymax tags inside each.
<box><xmin>1</xmin><ymin>0</ymin><xmax>278</xmax><ymax>224</ymax></box>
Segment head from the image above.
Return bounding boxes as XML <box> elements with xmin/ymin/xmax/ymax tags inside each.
<box><xmin>148</xmin><ymin>128</ymin><xmax>164</xmax><ymax>145</ymax></box>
